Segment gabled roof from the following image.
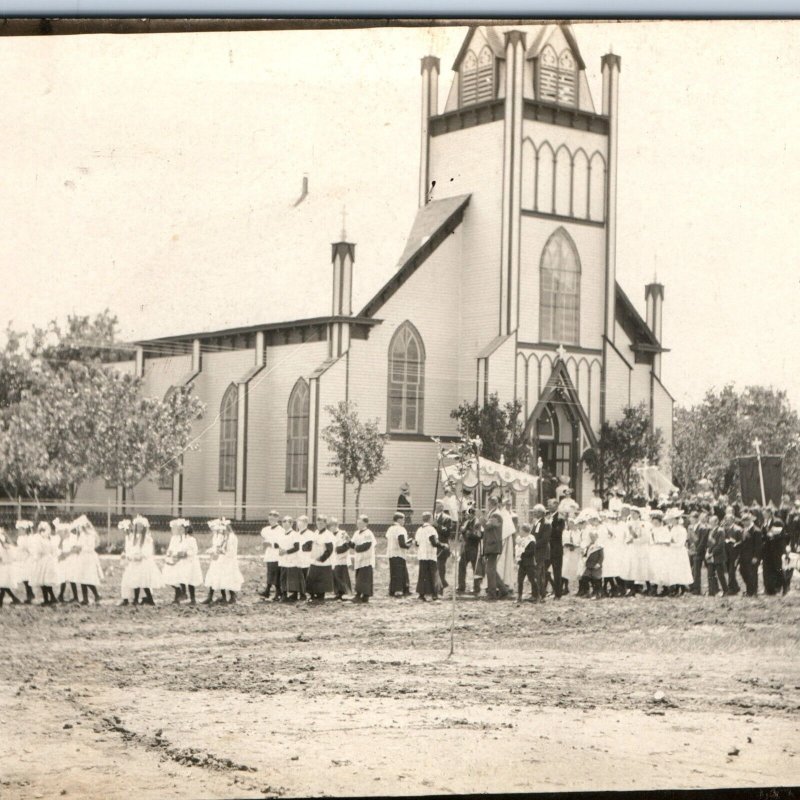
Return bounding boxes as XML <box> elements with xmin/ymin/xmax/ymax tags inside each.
<box><xmin>359</xmin><ymin>194</ymin><xmax>471</xmax><ymax>319</ymax></box>
<box><xmin>453</xmin><ymin>23</ymin><xmax>587</xmax><ymax>73</ymax></box>
<box><xmin>615</xmin><ymin>282</ymin><xmax>663</xmax><ymax>350</ymax></box>
<box><xmin>451</xmin><ymin>25</ymin><xmax>505</xmax><ymax>71</ymax></box>
<box><xmin>525</xmin><ymin>358</ymin><xmax>598</xmax><ymax>447</ymax></box>
<box><xmin>525</xmin><ymin>23</ymin><xmax>587</xmax><ymax>71</ymax></box>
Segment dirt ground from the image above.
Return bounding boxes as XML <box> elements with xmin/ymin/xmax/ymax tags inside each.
<box><xmin>1</xmin><ymin>554</ymin><xmax>798</xmax><ymax>799</ymax></box>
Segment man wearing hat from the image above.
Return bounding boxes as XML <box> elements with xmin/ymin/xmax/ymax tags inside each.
<box><xmin>434</xmin><ymin>502</ymin><xmax>455</xmax><ymax>590</ymax></box>
<box><xmin>738</xmin><ymin>510</ymin><xmax>763</xmax><ymax>597</ymax></box>
<box><xmin>721</xmin><ymin>510</ymin><xmax>743</xmax><ymax>595</ymax></box>
<box><xmin>685</xmin><ymin>510</ymin><xmax>703</xmax><ymax>594</ymax></box>
<box><xmin>787</xmin><ymin>499</ymin><xmax>800</xmax><ymax>553</ymax></box>
<box><xmin>531</xmin><ymin>504</ymin><xmax>550</xmax><ymax>601</ymax></box>
<box><xmin>704</xmin><ymin>513</ymin><xmax>728</xmax><ymax>596</ymax></box>
<box><xmin>545</xmin><ymin>498</ymin><xmax>565</xmax><ymax>599</ymax></box>
<box><xmin>762</xmin><ymin>508</ymin><xmax>787</xmax><ymax>595</ymax></box>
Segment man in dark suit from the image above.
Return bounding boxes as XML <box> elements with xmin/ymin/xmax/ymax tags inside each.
<box><xmin>738</xmin><ymin>510</ymin><xmax>763</xmax><ymax>597</ymax></box>
<box><xmin>457</xmin><ymin>507</ymin><xmax>482</xmax><ymax>594</ymax></box>
<box><xmin>433</xmin><ymin>502</ymin><xmax>455</xmax><ymax>590</ymax></box>
<box><xmin>692</xmin><ymin>510</ymin><xmax>712</xmax><ymax>595</ymax></box>
<box><xmin>482</xmin><ymin>511</ymin><xmax>504</xmax><ymax>600</ymax></box>
<box><xmin>762</xmin><ymin>511</ymin><xmax>787</xmax><ymax>595</ymax></box>
<box><xmin>531</xmin><ymin>504</ymin><xmax>551</xmax><ymax>602</ymax></box>
<box><xmin>545</xmin><ymin>498</ymin><xmax>564</xmax><ymax>599</ymax></box>
<box><xmin>722</xmin><ymin>511</ymin><xmax>743</xmax><ymax>595</ymax></box>
<box><xmin>705</xmin><ymin>515</ymin><xmax>728</xmax><ymax>595</ymax></box>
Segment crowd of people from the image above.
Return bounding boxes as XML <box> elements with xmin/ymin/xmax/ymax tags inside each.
<box><xmin>0</xmin><ymin>488</ymin><xmax>797</xmax><ymax>608</ymax></box>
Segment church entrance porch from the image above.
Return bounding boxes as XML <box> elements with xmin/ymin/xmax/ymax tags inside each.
<box><xmin>523</xmin><ymin>355</ymin><xmax>598</xmax><ymax>505</ymax></box>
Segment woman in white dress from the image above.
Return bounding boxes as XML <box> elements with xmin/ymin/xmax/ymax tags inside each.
<box><xmin>30</xmin><ymin>521</ymin><xmax>60</xmax><ymax>606</ymax></box>
<box><xmin>73</xmin><ymin>514</ymin><xmax>104</xmax><ymax>605</ymax></box>
<box><xmin>648</xmin><ymin>510</ymin><xmax>672</xmax><ymax>595</ymax></box>
<box><xmin>14</xmin><ymin>520</ymin><xmax>36</xmax><ymax>603</ymax></box>
<box><xmin>624</xmin><ymin>506</ymin><xmax>650</xmax><ymax>595</ymax></box>
<box><xmin>664</xmin><ymin>508</ymin><xmax>693</xmax><ymax>594</ymax></box>
<box><xmin>0</xmin><ymin>525</ymin><xmax>22</xmax><ymax>606</ymax></box>
<box><xmin>561</xmin><ymin>514</ymin><xmax>582</xmax><ymax>594</ymax></box>
<box><xmin>202</xmin><ymin>518</ymin><xmax>225</xmax><ymax>604</ymax></box>
<box><xmin>163</xmin><ymin>518</ymin><xmax>203</xmax><ymax>605</ymax></box>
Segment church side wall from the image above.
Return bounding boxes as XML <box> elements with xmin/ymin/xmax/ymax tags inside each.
<box><xmin>429</xmin><ymin>120</ymin><xmax>504</xmax><ymax>404</ymax></box>
<box><xmin>313</xmin><ymin>355</ymin><xmax>348</xmax><ymax>520</ymax></box>
<box><xmin>630</xmin><ymin>362</ymin><xmax>652</xmax><ymax>411</ymax></box>
<box><xmin>604</xmin><ymin>342</ymin><xmax>631</xmax><ymax>425</ymax></box>
<box><xmin>244</xmin><ymin>339</ymin><xmax>329</xmax><ymax>519</ymax></box>
<box><xmin>652</xmin><ymin>376</ymin><xmax>674</xmax><ymax>476</ymax></box>
<box><xmin>179</xmin><ymin>348</ymin><xmax>257</xmax><ymax>518</ymax></box>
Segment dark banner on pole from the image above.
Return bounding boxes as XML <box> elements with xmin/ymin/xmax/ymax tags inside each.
<box><xmin>737</xmin><ymin>455</ymin><xmax>783</xmax><ymax>506</ymax></box>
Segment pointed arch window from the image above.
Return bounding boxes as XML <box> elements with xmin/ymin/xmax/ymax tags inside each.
<box><xmin>538</xmin><ymin>45</ymin><xmax>577</xmax><ymax>107</ymax></box>
<box><xmin>219</xmin><ymin>384</ymin><xmax>238</xmax><ymax>492</ymax></box>
<box><xmin>461</xmin><ymin>46</ymin><xmax>494</xmax><ymax>107</ymax></box>
<box><xmin>540</xmin><ymin>229</ymin><xmax>581</xmax><ymax>345</ymax></box>
<box><xmin>286</xmin><ymin>379</ymin><xmax>310</xmax><ymax>492</ymax></box>
<box><xmin>388</xmin><ymin>322</ymin><xmax>425</xmax><ymax>433</ymax></box>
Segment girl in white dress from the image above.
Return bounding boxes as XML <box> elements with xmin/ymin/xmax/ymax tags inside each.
<box><xmin>202</xmin><ymin>519</ymin><xmax>225</xmax><ymax>604</ymax></box>
<box><xmin>599</xmin><ymin>510</ymin><xmax>625</xmax><ymax>597</ymax></box>
<box><xmin>14</xmin><ymin>520</ymin><xmax>36</xmax><ymax>603</ymax></box>
<box><xmin>118</xmin><ymin>519</ymin><xmax>137</xmax><ymax>605</ymax></box>
<box><xmin>664</xmin><ymin>508</ymin><xmax>693</xmax><ymax>594</ymax></box>
<box><xmin>0</xmin><ymin>526</ymin><xmax>22</xmax><ymax>606</ymax></box>
<box><xmin>128</xmin><ymin>515</ymin><xmax>164</xmax><ymax>606</ymax></box>
<box><xmin>163</xmin><ymin>519</ymin><xmax>203</xmax><ymax>604</ymax></box>
<box><xmin>58</xmin><ymin>519</ymin><xmax>81</xmax><ymax>603</ymax></box>
<box><xmin>73</xmin><ymin>514</ymin><xmax>104</xmax><ymax>605</ymax></box>
<box><xmin>203</xmin><ymin>518</ymin><xmax>243</xmax><ymax>604</ymax></box>
<box><xmin>31</xmin><ymin>521</ymin><xmax>60</xmax><ymax>606</ymax></box>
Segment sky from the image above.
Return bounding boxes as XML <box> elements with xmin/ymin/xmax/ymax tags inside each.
<box><xmin>1</xmin><ymin>21</ymin><xmax>799</xmax><ymax>411</ymax></box>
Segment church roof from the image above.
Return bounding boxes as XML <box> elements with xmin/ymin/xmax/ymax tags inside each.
<box><xmin>615</xmin><ymin>281</ymin><xmax>664</xmax><ymax>350</ymax></box>
<box><xmin>452</xmin><ymin>23</ymin><xmax>586</xmax><ymax>72</ymax></box>
<box><xmin>359</xmin><ymin>194</ymin><xmax>471</xmax><ymax>319</ymax></box>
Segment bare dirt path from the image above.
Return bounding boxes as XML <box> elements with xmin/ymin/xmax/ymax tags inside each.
<box><xmin>1</xmin><ymin>560</ymin><xmax>798</xmax><ymax>798</ymax></box>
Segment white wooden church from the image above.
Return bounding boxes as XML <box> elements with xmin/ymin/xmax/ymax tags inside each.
<box><xmin>77</xmin><ymin>23</ymin><xmax>674</xmax><ymax>522</ymax></box>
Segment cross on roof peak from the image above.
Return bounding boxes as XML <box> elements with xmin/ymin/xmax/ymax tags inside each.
<box><xmin>555</xmin><ymin>344</ymin><xmax>568</xmax><ymax>362</ymax></box>
<box><xmin>340</xmin><ymin>205</ymin><xmax>347</xmax><ymax>241</ymax></box>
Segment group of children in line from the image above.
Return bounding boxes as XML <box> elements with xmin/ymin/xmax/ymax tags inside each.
<box><xmin>0</xmin><ymin>515</ymin><xmax>103</xmax><ymax>606</ymax></box>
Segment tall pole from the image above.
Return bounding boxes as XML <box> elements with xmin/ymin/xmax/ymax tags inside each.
<box><xmin>753</xmin><ymin>438</ymin><xmax>767</xmax><ymax>507</ymax></box>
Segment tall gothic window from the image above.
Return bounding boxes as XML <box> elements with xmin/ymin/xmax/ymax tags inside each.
<box><xmin>460</xmin><ymin>46</ymin><xmax>494</xmax><ymax>106</ymax></box>
<box><xmin>540</xmin><ymin>228</ymin><xmax>581</xmax><ymax>345</ymax></box>
<box><xmin>286</xmin><ymin>379</ymin><xmax>310</xmax><ymax>492</ymax></box>
<box><xmin>388</xmin><ymin>322</ymin><xmax>425</xmax><ymax>433</ymax></box>
<box><xmin>538</xmin><ymin>45</ymin><xmax>577</xmax><ymax>107</ymax></box>
<box><xmin>218</xmin><ymin>384</ymin><xmax>238</xmax><ymax>492</ymax></box>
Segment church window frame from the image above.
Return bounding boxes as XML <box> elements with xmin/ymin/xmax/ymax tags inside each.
<box><xmin>387</xmin><ymin>321</ymin><xmax>425</xmax><ymax>435</ymax></box>
<box><xmin>537</xmin><ymin>45</ymin><xmax>578</xmax><ymax>107</ymax></box>
<box><xmin>218</xmin><ymin>383</ymin><xmax>238</xmax><ymax>493</ymax></box>
<box><xmin>539</xmin><ymin>227</ymin><xmax>581</xmax><ymax>346</ymax></box>
<box><xmin>286</xmin><ymin>378</ymin><xmax>310</xmax><ymax>493</ymax></box>
<box><xmin>460</xmin><ymin>45</ymin><xmax>495</xmax><ymax>107</ymax></box>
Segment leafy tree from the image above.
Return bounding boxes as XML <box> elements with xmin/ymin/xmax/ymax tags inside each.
<box><xmin>0</xmin><ymin>312</ymin><xmax>204</xmax><ymax>503</ymax></box>
<box><xmin>320</xmin><ymin>401</ymin><xmax>388</xmax><ymax>517</ymax></box>
<box><xmin>672</xmin><ymin>384</ymin><xmax>800</xmax><ymax>495</ymax></box>
<box><xmin>582</xmin><ymin>404</ymin><xmax>663</xmax><ymax>496</ymax></box>
<box><xmin>450</xmin><ymin>393</ymin><xmax>531</xmax><ymax>470</ymax></box>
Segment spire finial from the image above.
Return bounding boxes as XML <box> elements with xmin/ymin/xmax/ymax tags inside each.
<box><xmin>340</xmin><ymin>205</ymin><xmax>347</xmax><ymax>241</ymax></box>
